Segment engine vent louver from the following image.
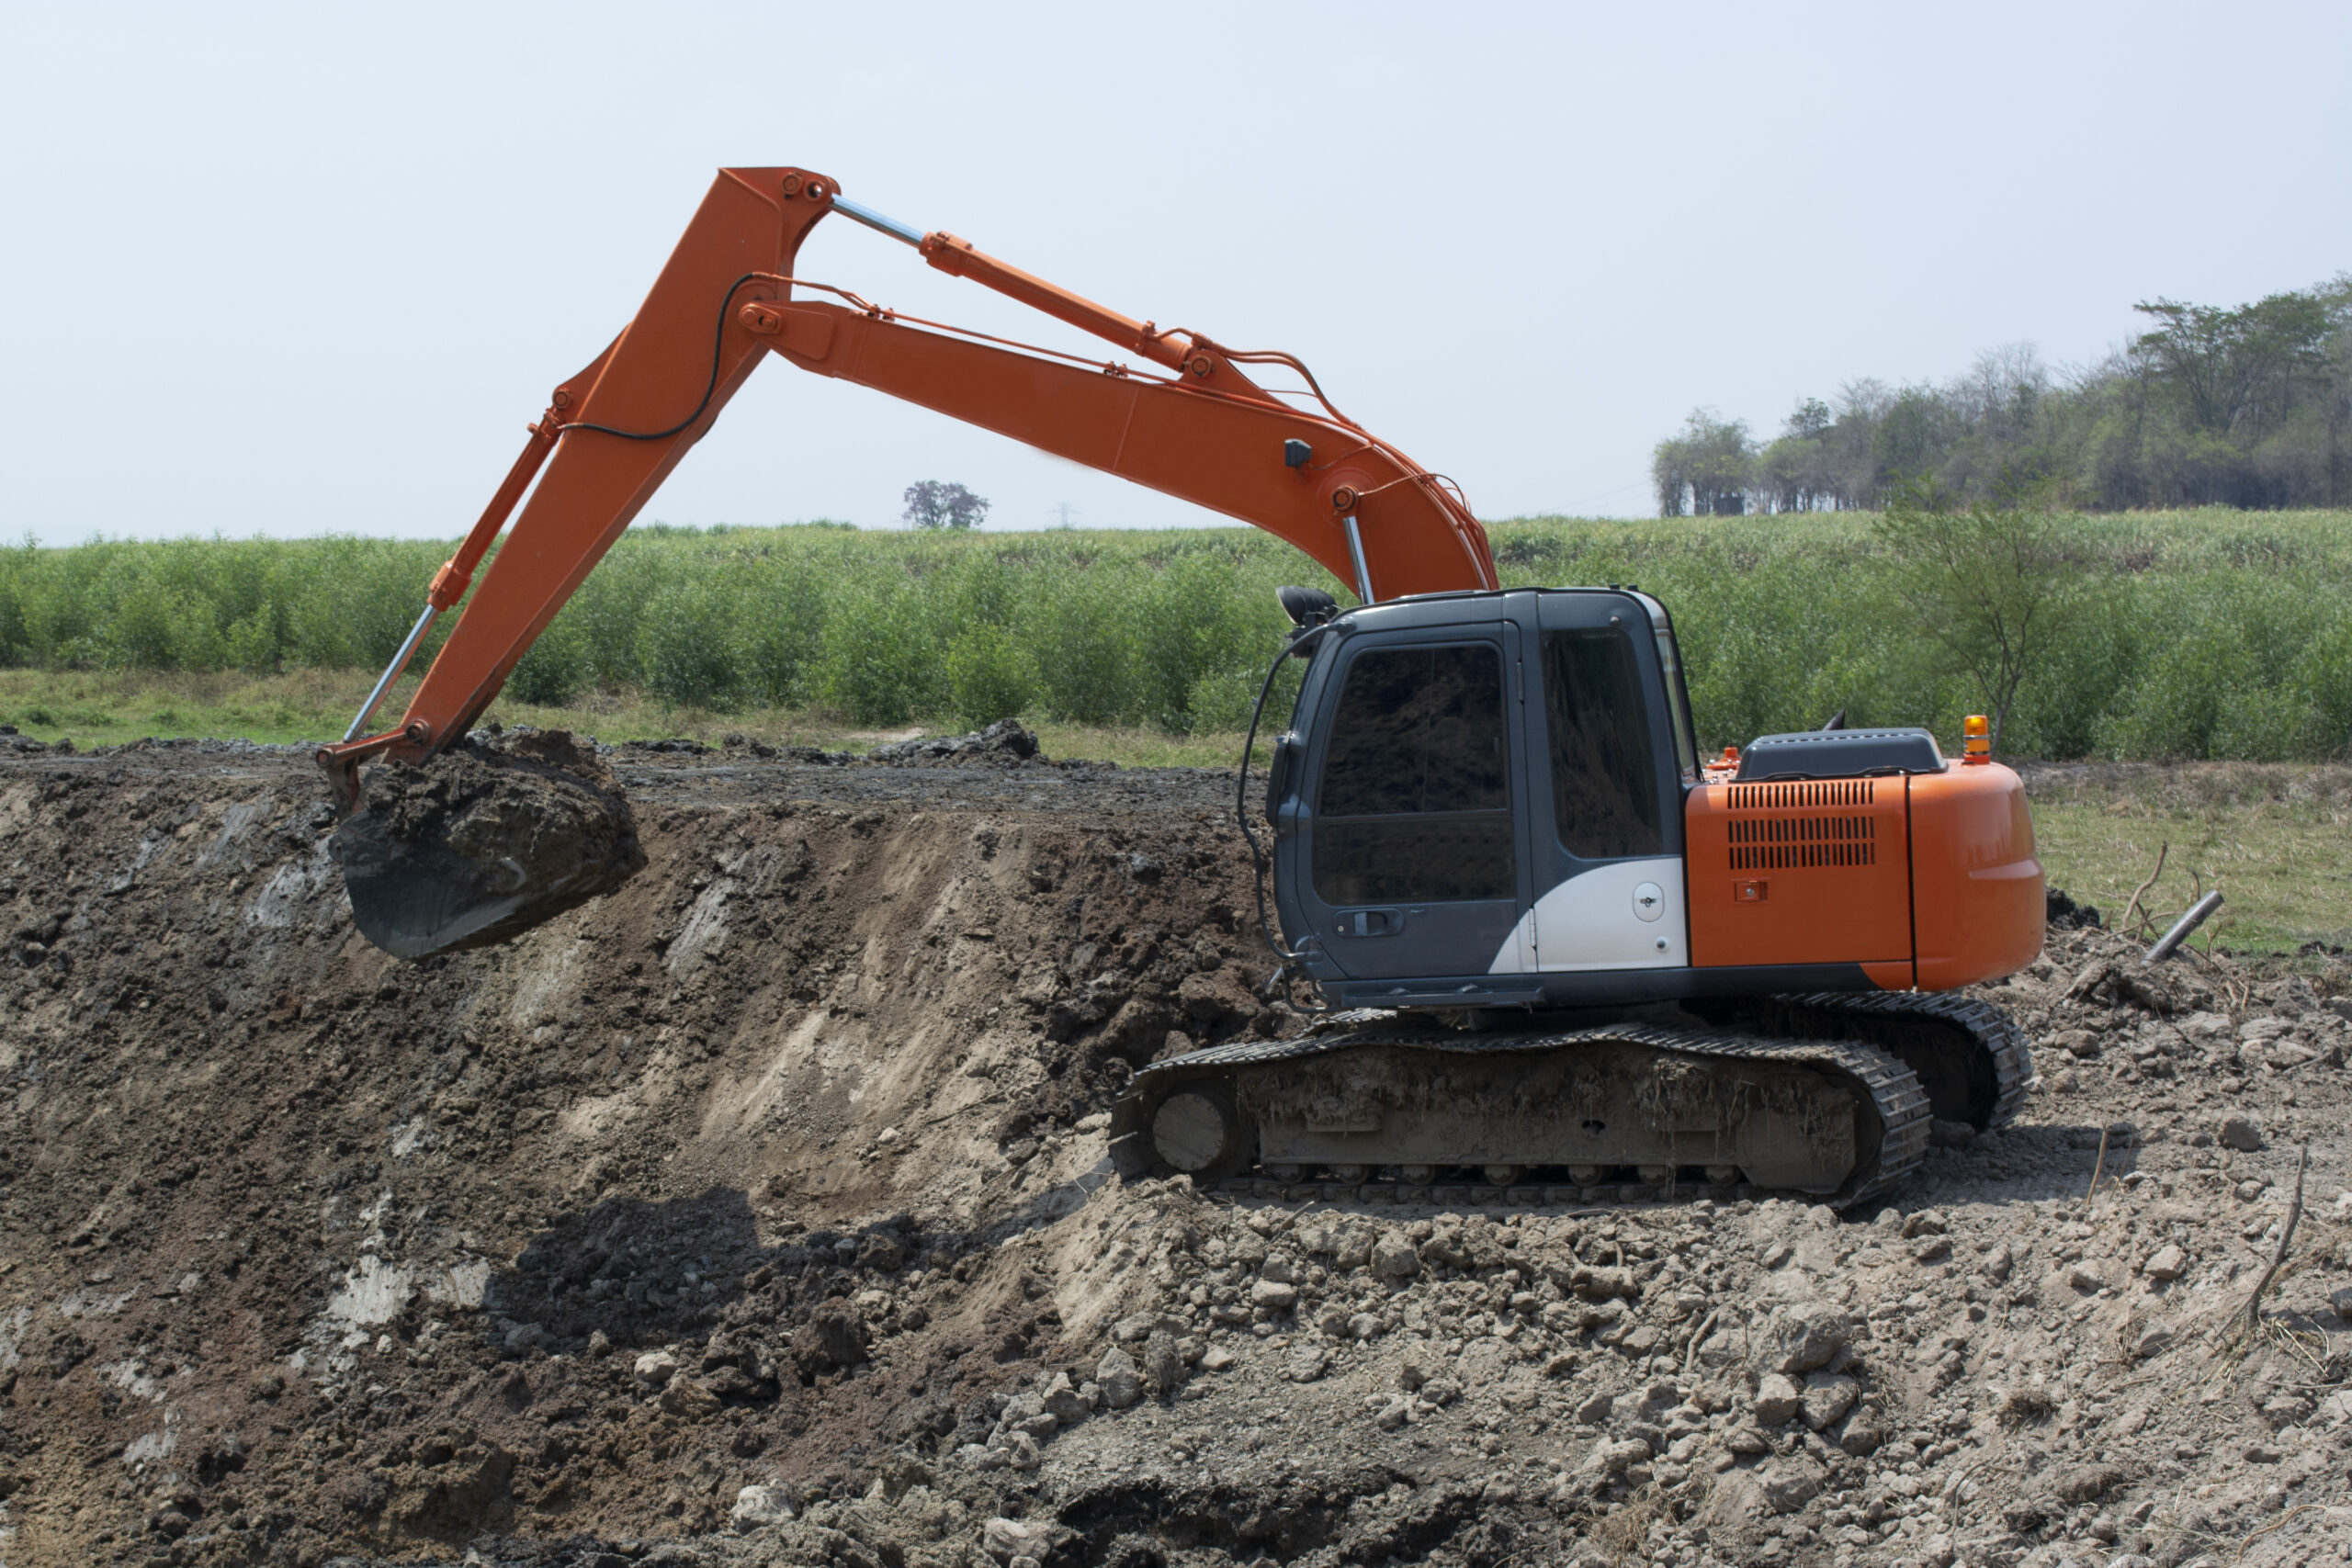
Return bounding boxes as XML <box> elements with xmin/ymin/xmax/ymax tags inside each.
<box><xmin>1727</xmin><ymin>780</ymin><xmax>1876</xmax><ymax>810</ymax></box>
<box><xmin>1726</xmin><ymin>780</ymin><xmax>1879</xmax><ymax>871</ymax></box>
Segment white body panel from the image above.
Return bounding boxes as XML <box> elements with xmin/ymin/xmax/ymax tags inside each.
<box><xmin>1487</xmin><ymin>856</ymin><xmax>1687</xmax><ymax>974</ymax></box>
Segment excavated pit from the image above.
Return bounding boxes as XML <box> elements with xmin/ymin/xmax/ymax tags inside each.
<box><xmin>0</xmin><ymin>738</ymin><xmax>2348</xmax><ymax>1568</ymax></box>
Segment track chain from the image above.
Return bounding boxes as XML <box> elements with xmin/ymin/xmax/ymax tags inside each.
<box><xmin>1119</xmin><ymin>1015</ymin><xmax>1933</xmax><ymax>1211</ymax></box>
<box><xmin>1774</xmin><ymin>989</ymin><xmax>2035</xmax><ymax>1130</ymax></box>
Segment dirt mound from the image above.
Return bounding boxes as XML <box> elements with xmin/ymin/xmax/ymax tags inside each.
<box><xmin>864</xmin><ymin>720</ymin><xmax>1044</xmax><ymax>768</ymax></box>
<box><xmin>2045</xmin><ymin>886</ymin><xmax>2105</xmax><ymax>931</ymax></box>
<box><xmin>330</xmin><ymin>731</ymin><xmax>646</xmax><ymax>958</ymax></box>
<box><xmin>0</xmin><ymin>750</ymin><xmax>2349</xmax><ymax>1568</ymax></box>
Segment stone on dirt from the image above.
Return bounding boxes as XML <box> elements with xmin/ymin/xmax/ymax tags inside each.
<box><xmin>1800</xmin><ymin>1370</ymin><xmax>1860</xmax><ymax>1430</ymax></box>
<box><xmin>729</xmin><ymin>1483</ymin><xmax>795</xmax><ymax>1531</ymax></box>
<box><xmin>1751</xmin><ymin>1372</ymin><xmax>1802</xmax><ymax>1425</ymax></box>
<box><xmin>1762</xmin><ymin>1301</ymin><xmax>1851</xmax><ymax>1374</ymax></box>
<box><xmin>790</xmin><ymin>1305</ymin><xmax>869</xmax><ymax>1374</ymax></box>
<box><xmin>1095</xmin><ymin>1348</ymin><xmax>1143</xmax><ymax>1409</ymax></box>
<box><xmin>1372</xmin><ymin>1234</ymin><xmax>1420</xmax><ymax>1278</ymax></box>
<box><xmin>982</xmin><ymin>1516</ymin><xmax>1054</xmax><ymax>1562</ymax></box>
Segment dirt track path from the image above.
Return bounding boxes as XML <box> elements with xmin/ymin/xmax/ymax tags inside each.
<box><xmin>0</xmin><ymin>739</ymin><xmax>2346</xmax><ymax>1568</ymax></box>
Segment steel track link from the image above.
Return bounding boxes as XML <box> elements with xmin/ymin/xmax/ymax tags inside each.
<box><xmin>1112</xmin><ymin>1017</ymin><xmax>1932</xmax><ymax>1211</ymax></box>
<box><xmin>1774</xmin><ymin>990</ymin><xmax>2036</xmax><ymax>1130</ymax></box>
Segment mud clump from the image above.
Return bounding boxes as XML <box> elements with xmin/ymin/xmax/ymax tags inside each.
<box><xmin>330</xmin><ymin>729</ymin><xmax>646</xmax><ymax>958</ymax></box>
<box><xmin>865</xmin><ymin>718</ymin><xmax>1043</xmax><ymax>767</ymax></box>
<box><xmin>2045</xmin><ymin>885</ymin><xmax>2104</xmax><ymax>931</ymax></box>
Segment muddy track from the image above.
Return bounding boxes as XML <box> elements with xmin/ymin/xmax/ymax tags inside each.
<box><xmin>0</xmin><ymin>739</ymin><xmax>2348</xmax><ymax>1568</ymax></box>
<box><xmin>1114</xmin><ymin>1021</ymin><xmax>1933</xmax><ymax>1210</ymax></box>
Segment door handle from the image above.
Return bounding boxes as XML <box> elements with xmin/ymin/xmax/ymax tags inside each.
<box><xmin>1334</xmin><ymin>908</ymin><xmax>1405</xmax><ymax>938</ymax></box>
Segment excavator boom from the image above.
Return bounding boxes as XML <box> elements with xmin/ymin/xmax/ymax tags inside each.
<box><xmin>321</xmin><ymin>165</ymin><xmax>1497</xmax><ymax>955</ymax></box>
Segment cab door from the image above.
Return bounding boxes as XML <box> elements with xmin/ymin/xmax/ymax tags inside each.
<box><xmin>1283</xmin><ymin>620</ymin><xmax>1533</xmax><ymax>981</ymax></box>
<box><xmin>1515</xmin><ymin>593</ymin><xmax>1690</xmax><ymax>972</ymax></box>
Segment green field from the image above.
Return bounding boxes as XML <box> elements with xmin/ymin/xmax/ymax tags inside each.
<box><xmin>3</xmin><ymin>509</ymin><xmax>2349</xmax><ymax>761</ymax></box>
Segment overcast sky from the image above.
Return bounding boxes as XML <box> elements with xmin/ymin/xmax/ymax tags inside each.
<box><xmin>3</xmin><ymin>1</ymin><xmax>2345</xmax><ymax>547</ymax></box>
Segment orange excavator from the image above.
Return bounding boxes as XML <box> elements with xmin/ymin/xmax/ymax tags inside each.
<box><xmin>320</xmin><ymin>166</ymin><xmax>2042</xmax><ymax>1207</ymax></box>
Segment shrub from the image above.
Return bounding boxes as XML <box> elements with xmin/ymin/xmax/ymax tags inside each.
<box><xmin>224</xmin><ymin>601</ymin><xmax>283</xmax><ymax>674</ymax></box>
<box><xmin>1</xmin><ymin>512</ymin><xmax>2346</xmax><ymax>760</ymax></box>
<box><xmin>945</xmin><ymin>622</ymin><xmax>1031</xmax><ymax>728</ymax></box>
<box><xmin>509</xmin><ymin>608</ymin><xmax>592</xmax><ymax>705</ymax></box>
<box><xmin>731</xmin><ymin>551</ymin><xmax>831</xmax><ymax>707</ymax></box>
<box><xmin>816</xmin><ymin>573</ymin><xmax>940</xmax><ymax>725</ymax></box>
<box><xmin>1023</xmin><ymin>563</ymin><xmax>1139</xmax><ymax>726</ymax></box>
<box><xmin>637</xmin><ymin>574</ymin><xmax>743</xmax><ymax>711</ymax></box>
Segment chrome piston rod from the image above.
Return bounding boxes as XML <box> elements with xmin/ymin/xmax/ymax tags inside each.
<box><xmin>830</xmin><ymin>196</ymin><xmax>925</xmax><ymax>247</ymax></box>
<box><xmin>343</xmin><ymin>604</ymin><xmax>439</xmax><ymax>742</ymax></box>
<box><xmin>1342</xmin><ymin>514</ymin><xmax>1375</xmax><ymax>605</ymax></box>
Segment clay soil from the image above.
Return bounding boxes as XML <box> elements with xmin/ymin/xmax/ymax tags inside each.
<box><xmin>1</xmin><ymin>735</ymin><xmax>2349</xmax><ymax>1568</ymax></box>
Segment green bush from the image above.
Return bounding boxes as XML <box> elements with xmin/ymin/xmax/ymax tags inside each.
<box><xmin>816</xmin><ymin>573</ymin><xmax>940</xmax><ymax>726</ymax></box>
<box><xmin>1186</xmin><ymin>657</ymin><xmax>1302</xmax><ymax>736</ymax></box>
<box><xmin>223</xmin><ymin>601</ymin><xmax>282</xmax><ymax>674</ymax></box>
<box><xmin>1023</xmin><ymin>562</ymin><xmax>1140</xmax><ymax>726</ymax></box>
<box><xmin>732</xmin><ymin>551</ymin><xmax>831</xmax><ymax>706</ymax></box>
<box><xmin>637</xmin><ymin>574</ymin><xmax>744</xmax><ymax>712</ymax></box>
<box><xmin>945</xmin><ymin>621</ymin><xmax>1031</xmax><ymax>728</ymax></box>
<box><xmin>509</xmin><ymin>608</ymin><xmax>592</xmax><ymax>706</ymax></box>
<box><xmin>3</xmin><ymin>511</ymin><xmax>2348</xmax><ymax>758</ymax></box>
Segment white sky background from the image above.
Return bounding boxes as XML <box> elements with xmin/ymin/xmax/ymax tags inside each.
<box><xmin>1</xmin><ymin>1</ymin><xmax>2346</xmax><ymax>546</ymax></box>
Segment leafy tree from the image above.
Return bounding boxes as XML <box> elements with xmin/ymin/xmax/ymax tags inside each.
<box><xmin>1650</xmin><ymin>410</ymin><xmax>1753</xmax><ymax>517</ymax></box>
<box><xmin>2134</xmin><ymin>292</ymin><xmax>2329</xmax><ymax>438</ymax></box>
<box><xmin>1756</xmin><ymin>399</ymin><xmax>1846</xmax><ymax>512</ymax></box>
<box><xmin>1871</xmin><ymin>478</ymin><xmax>2099</xmax><ymax>753</ymax></box>
<box><xmin>901</xmin><ymin>480</ymin><xmax>990</xmax><ymax>530</ymax></box>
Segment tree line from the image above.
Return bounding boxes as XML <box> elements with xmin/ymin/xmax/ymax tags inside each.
<box><xmin>1653</xmin><ymin>276</ymin><xmax>2352</xmax><ymax>515</ymax></box>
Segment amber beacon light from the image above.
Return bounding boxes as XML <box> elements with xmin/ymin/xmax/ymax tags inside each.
<box><xmin>1962</xmin><ymin>714</ymin><xmax>1992</xmax><ymax>764</ymax></box>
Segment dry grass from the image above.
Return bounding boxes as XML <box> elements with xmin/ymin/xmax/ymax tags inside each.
<box><xmin>0</xmin><ymin>669</ymin><xmax>1260</xmax><ymax>769</ymax></box>
<box><xmin>2021</xmin><ymin>761</ymin><xmax>2352</xmax><ymax>955</ymax></box>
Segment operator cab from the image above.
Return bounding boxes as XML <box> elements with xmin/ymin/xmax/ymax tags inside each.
<box><xmin>1266</xmin><ymin>587</ymin><xmax>1701</xmax><ymax>1010</ymax></box>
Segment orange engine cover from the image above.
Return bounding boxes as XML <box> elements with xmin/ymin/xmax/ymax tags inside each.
<box><xmin>1686</xmin><ymin>777</ymin><xmax>1914</xmax><ymax>971</ymax></box>
<box><xmin>1684</xmin><ymin>762</ymin><xmax>2043</xmax><ymax>990</ymax></box>
<box><xmin>1909</xmin><ymin>762</ymin><xmax>2045</xmax><ymax>989</ymax></box>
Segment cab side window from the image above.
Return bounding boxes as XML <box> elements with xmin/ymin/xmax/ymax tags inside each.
<box><xmin>1543</xmin><ymin>627</ymin><xmax>1662</xmax><ymax>859</ymax></box>
<box><xmin>1312</xmin><ymin>643</ymin><xmax>1514</xmax><ymax>905</ymax></box>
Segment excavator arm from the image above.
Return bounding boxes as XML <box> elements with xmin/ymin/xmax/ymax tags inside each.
<box><xmin>320</xmin><ymin>164</ymin><xmax>1497</xmax><ymax>803</ymax></box>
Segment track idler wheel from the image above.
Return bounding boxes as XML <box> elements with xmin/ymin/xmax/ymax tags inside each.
<box><xmin>1112</xmin><ymin>1076</ymin><xmax>1256</xmax><ymax>1184</ymax></box>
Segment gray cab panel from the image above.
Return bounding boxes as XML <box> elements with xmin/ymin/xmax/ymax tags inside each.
<box><xmin>1273</xmin><ymin>588</ymin><xmax>1701</xmax><ymax>1005</ymax></box>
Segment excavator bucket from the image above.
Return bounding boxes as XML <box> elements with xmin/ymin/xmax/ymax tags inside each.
<box><xmin>329</xmin><ymin>730</ymin><xmax>645</xmax><ymax>959</ymax></box>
